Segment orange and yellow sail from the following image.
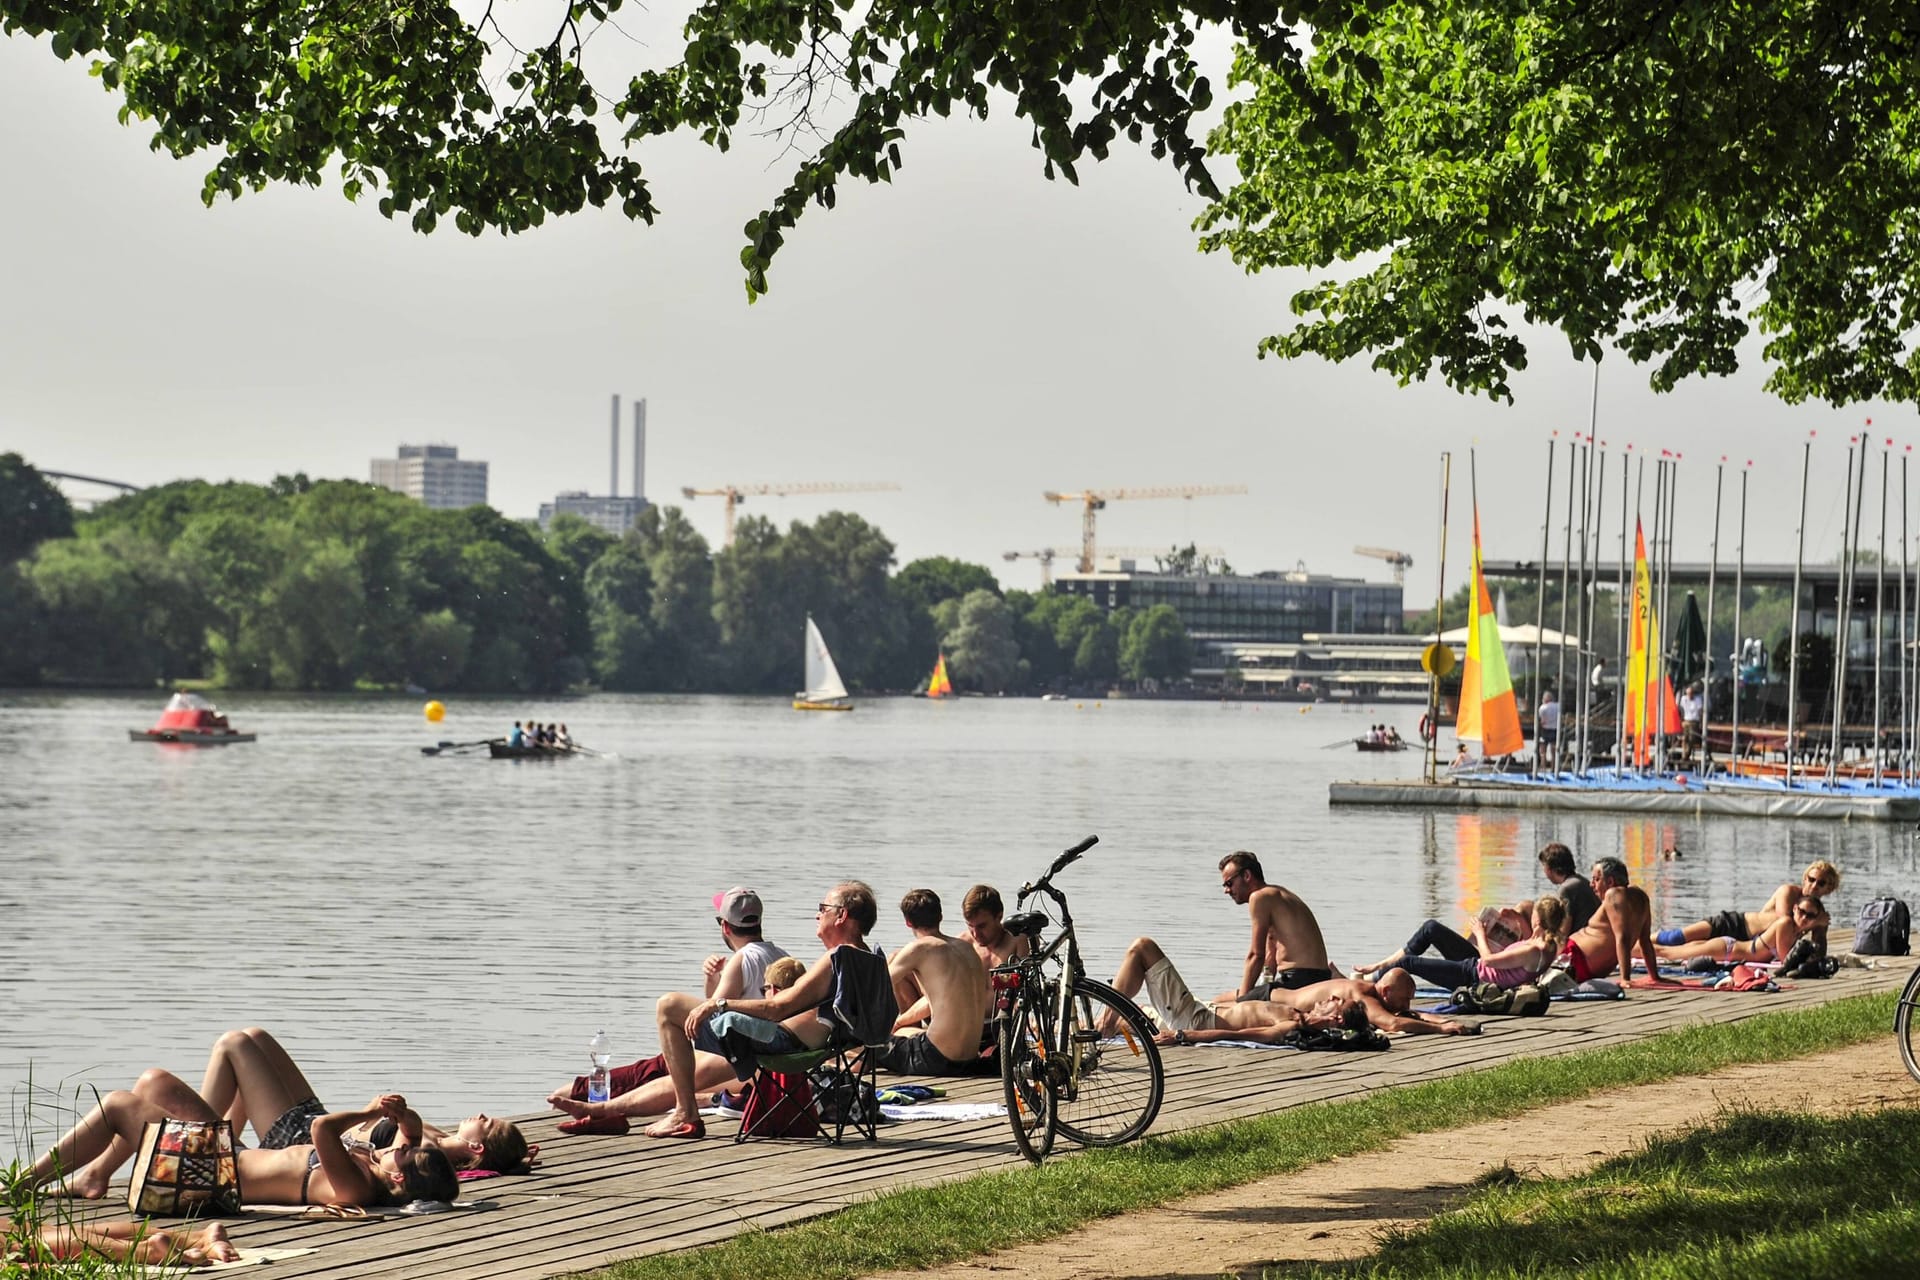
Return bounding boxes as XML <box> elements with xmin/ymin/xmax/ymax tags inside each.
<box><xmin>1454</xmin><ymin>506</ymin><xmax>1526</xmax><ymax>756</ymax></box>
<box><xmin>1624</xmin><ymin>519</ymin><xmax>1682</xmax><ymax>765</ymax></box>
<box><xmin>925</xmin><ymin>652</ymin><xmax>953</xmax><ymax>699</ymax></box>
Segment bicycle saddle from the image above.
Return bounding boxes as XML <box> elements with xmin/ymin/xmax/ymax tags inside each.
<box><xmin>1005</xmin><ymin>911</ymin><xmax>1048</xmax><ymax>939</ymax></box>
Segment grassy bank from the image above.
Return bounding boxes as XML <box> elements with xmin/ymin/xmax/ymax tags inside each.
<box><xmin>1284</xmin><ymin>1104</ymin><xmax>1920</xmax><ymax>1278</ymax></box>
<box><xmin>597</xmin><ymin>991</ymin><xmax>1898</xmax><ymax>1280</ymax></box>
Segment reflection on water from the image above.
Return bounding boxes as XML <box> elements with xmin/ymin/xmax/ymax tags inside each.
<box><xmin>4</xmin><ymin>690</ymin><xmax>1917</xmax><ymax>1151</ymax></box>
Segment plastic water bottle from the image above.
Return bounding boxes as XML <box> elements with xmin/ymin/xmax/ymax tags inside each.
<box><xmin>587</xmin><ymin>1030</ymin><xmax>611</xmax><ymax>1104</ymax></box>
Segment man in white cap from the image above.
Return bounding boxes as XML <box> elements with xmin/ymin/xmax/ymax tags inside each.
<box><xmin>706</xmin><ymin>887</ymin><xmax>791</xmax><ymax>1002</ymax></box>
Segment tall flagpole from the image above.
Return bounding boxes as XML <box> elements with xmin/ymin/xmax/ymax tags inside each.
<box><xmin>1704</xmin><ymin>459</ymin><xmax>1724</xmax><ymax>773</ymax></box>
<box><xmin>1554</xmin><ymin>441</ymin><xmax>1577</xmax><ymax>772</ymax></box>
<box><xmin>1581</xmin><ymin>441</ymin><xmax>1607</xmax><ymax>775</ymax></box>
<box><xmin>1731</xmin><ymin>461</ymin><xmax>1749</xmax><ymax>770</ymax></box>
<box><xmin>1875</xmin><ymin>436</ymin><xmax>1889</xmax><ymax>786</ymax></box>
<box><xmin>1532</xmin><ymin>436</ymin><xmax>1555</xmax><ymax>776</ymax></box>
<box><xmin>1426</xmin><ymin>453</ymin><xmax>1453</xmax><ymax>785</ymax></box>
<box><xmin>1786</xmin><ymin>434</ymin><xmax>1813</xmax><ymax>786</ymax></box>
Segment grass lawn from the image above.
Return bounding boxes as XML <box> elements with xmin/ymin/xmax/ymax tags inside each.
<box><xmin>593</xmin><ymin>990</ymin><xmax>1901</xmax><ymax>1280</ymax></box>
<box><xmin>1280</xmin><ymin>1105</ymin><xmax>1920</xmax><ymax>1278</ymax></box>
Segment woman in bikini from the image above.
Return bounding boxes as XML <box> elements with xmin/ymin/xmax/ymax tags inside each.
<box><xmin>1379</xmin><ymin>898</ymin><xmax>1569</xmax><ymax>993</ymax></box>
<box><xmin>30</xmin><ymin>1078</ymin><xmax>457</xmax><ymax>1208</ymax></box>
<box><xmin>1655</xmin><ymin>898</ymin><xmax>1829</xmax><ymax>966</ymax></box>
<box><xmin>199</xmin><ymin>1027</ymin><xmax>528</xmax><ymax>1171</ymax></box>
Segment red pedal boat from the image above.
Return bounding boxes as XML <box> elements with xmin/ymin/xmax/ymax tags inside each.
<box><xmin>130</xmin><ymin>692</ymin><xmax>257</xmax><ymax>745</ymax></box>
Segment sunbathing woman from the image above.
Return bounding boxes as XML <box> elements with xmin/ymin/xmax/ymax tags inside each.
<box><xmin>31</xmin><ymin>1076</ymin><xmax>457</xmax><ymax>1208</ymax></box>
<box><xmin>6</xmin><ymin>1218</ymin><xmax>238</xmax><ymax>1267</ymax></box>
<box><xmin>1355</xmin><ymin>902</ymin><xmax>1536</xmax><ymax>980</ymax></box>
<box><xmin>1379</xmin><ymin>898</ymin><xmax>1568</xmax><ymax>993</ymax></box>
<box><xmin>1654</xmin><ymin>860</ymin><xmax>1840</xmax><ymax>947</ymax></box>
<box><xmin>1654</xmin><ymin>897</ymin><xmax>1829</xmax><ymax>966</ymax></box>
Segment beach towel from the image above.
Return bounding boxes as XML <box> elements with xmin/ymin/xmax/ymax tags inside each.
<box><xmin>877</xmin><ymin>1102</ymin><xmax>1006</xmax><ymax>1122</ymax></box>
<box><xmin>207</xmin><ymin>1246</ymin><xmax>320</xmax><ymax>1268</ymax></box>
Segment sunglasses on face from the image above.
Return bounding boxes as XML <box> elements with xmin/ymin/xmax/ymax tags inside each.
<box><xmin>817</xmin><ymin>902</ymin><xmax>843</xmax><ymax>915</ymax></box>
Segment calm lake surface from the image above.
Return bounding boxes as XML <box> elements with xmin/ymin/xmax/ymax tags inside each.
<box><xmin>5</xmin><ymin>690</ymin><xmax>1917</xmax><ymax>1152</ymax></box>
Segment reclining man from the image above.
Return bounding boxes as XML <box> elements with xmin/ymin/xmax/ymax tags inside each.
<box><xmin>1113</xmin><ymin>937</ymin><xmax>1473</xmax><ymax>1041</ymax></box>
<box><xmin>1556</xmin><ymin>856</ymin><xmax>1658</xmax><ymax>983</ymax></box>
<box><xmin>1215</xmin><ymin>850</ymin><xmax>1334</xmax><ymax>1000</ymax></box>
<box><xmin>876</xmin><ymin>889</ymin><xmax>994</xmax><ymax>1076</ymax></box>
<box><xmin>1655</xmin><ymin>859</ymin><xmax>1839</xmax><ymax>948</ymax></box>
<box><xmin>547</xmin><ymin>885</ymin><xmax>789</xmax><ymax>1134</ymax></box>
<box><xmin>643</xmin><ymin>881</ymin><xmax>893</xmax><ymax>1139</ymax></box>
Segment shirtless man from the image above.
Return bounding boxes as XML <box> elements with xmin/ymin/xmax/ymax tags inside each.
<box><xmin>962</xmin><ymin>883</ymin><xmax>1031</xmax><ymax>970</ymax></box>
<box><xmin>1215</xmin><ymin>850</ymin><xmax>1332</xmax><ymax>1000</ymax></box>
<box><xmin>1657</xmin><ymin>898</ymin><xmax>1828</xmax><ymax>965</ymax></box>
<box><xmin>548</xmin><ymin>886</ymin><xmax>787</xmax><ymax>1134</ymax></box>
<box><xmin>876</xmin><ymin>889</ymin><xmax>992</xmax><ymax>1076</ymax></box>
<box><xmin>1656</xmin><ymin>860</ymin><xmax>1839</xmax><ymax>948</ymax></box>
<box><xmin>1111</xmin><ymin>938</ymin><xmax>1472</xmax><ymax>1041</ymax></box>
<box><xmin>1557</xmin><ymin>856</ymin><xmax>1658</xmax><ymax>982</ymax></box>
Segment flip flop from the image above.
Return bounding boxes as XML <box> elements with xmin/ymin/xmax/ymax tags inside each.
<box><xmin>642</xmin><ymin>1118</ymin><xmax>706</xmax><ymax>1139</ymax></box>
<box><xmin>557</xmin><ymin>1114</ymin><xmax>630</xmax><ymax>1136</ymax></box>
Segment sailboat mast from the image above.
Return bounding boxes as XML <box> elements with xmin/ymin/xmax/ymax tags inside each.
<box><xmin>1532</xmin><ymin>437</ymin><xmax>1554</xmax><ymax>776</ymax></box>
<box><xmin>1786</xmin><ymin>436</ymin><xmax>1812</xmax><ymax>788</ymax></box>
<box><xmin>1650</xmin><ymin>458</ymin><xmax>1669</xmax><ymax>772</ymax></box>
<box><xmin>1904</xmin><ymin>448</ymin><xmax>1914</xmax><ymax>783</ymax></box>
<box><xmin>1704</xmin><ymin>459</ymin><xmax>1723</xmax><ymax>774</ymax></box>
<box><xmin>1616</xmin><ymin>449</ymin><xmax>1631</xmax><ymax>770</ymax></box>
<box><xmin>1555</xmin><ymin>442</ymin><xmax>1576</xmax><ymax>766</ymax></box>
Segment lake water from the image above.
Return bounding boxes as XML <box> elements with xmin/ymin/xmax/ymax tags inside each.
<box><xmin>5</xmin><ymin>690</ymin><xmax>1916</xmax><ymax>1153</ymax></box>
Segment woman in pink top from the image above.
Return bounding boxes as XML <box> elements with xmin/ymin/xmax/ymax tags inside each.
<box><xmin>1390</xmin><ymin>898</ymin><xmax>1569</xmax><ymax>992</ymax></box>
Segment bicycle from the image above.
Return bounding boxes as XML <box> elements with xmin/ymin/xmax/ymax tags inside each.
<box><xmin>1897</xmin><ymin>965</ymin><xmax>1920</xmax><ymax>1082</ymax></box>
<box><xmin>992</xmin><ymin>834</ymin><xmax>1165</xmax><ymax>1164</ymax></box>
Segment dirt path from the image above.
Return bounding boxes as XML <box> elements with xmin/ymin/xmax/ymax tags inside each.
<box><xmin>866</xmin><ymin>1039</ymin><xmax>1917</xmax><ymax>1280</ymax></box>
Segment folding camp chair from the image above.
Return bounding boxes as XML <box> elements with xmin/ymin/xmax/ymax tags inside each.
<box><xmin>736</xmin><ymin>944</ymin><xmax>897</xmax><ymax>1144</ymax></box>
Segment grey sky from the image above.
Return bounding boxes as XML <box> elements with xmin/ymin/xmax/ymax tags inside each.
<box><xmin>1</xmin><ymin>23</ymin><xmax>1904</xmax><ymax>603</ymax></box>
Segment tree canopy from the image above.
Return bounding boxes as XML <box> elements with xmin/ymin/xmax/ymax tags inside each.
<box><xmin>10</xmin><ymin>1</ymin><xmax>1915</xmax><ymax>404</ymax></box>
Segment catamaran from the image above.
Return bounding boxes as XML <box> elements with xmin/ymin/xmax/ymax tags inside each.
<box><xmin>924</xmin><ymin>652</ymin><xmax>953</xmax><ymax>699</ymax></box>
<box><xmin>795</xmin><ymin>615</ymin><xmax>854</xmax><ymax>712</ymax></box>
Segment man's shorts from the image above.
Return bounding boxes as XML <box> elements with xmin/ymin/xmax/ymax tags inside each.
<box><xmin>694</xmin><ymin>1011</ymin><xmax>806</xmax><ymax>1081</ymax></box>
<box><xmin>1144</xmin><ymin>959</ymin><xmax>1219</xmax><ymax>1032</ymax></box>
<box><xmin>261</xmin><ymin>1097</ymin><xmax>328</xmax><ymax>1149</ymax></box>
<box><xmin>1238</xmin><ymin>968</ymin><xmax>1334</xmax><ymax>1001</ymax></box>
<box><xmin>1706</xmin><ymin>909</ymin><xmax>1751</xmax><ymax>941</ymax></box>
<box><xmin>875</xmin><ymin>1032</ymin><xmax>994</xmax><ymax>1077</ymax></box>
<box><xmin>1557</xmin><ymin>936</ymin><xmax>1595</xmax><ymax>983</ymax></box>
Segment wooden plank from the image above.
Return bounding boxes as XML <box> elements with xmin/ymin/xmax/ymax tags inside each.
<box><xmin>76</xmin><ymin>959</ymin><xmax>1910</xmax><ymax>1280</ymax></box>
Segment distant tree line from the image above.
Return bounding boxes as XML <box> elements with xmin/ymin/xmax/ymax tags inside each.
<box><xmin>0</xmin><ymin>454</ymin><xmax>1193</xmax><ymax>695</ymax></box>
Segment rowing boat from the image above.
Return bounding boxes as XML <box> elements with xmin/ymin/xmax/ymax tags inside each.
<box><xmin>489</xmin><ymin>742</ymin><xmax>579</xmax><ymax>759</ymax></box>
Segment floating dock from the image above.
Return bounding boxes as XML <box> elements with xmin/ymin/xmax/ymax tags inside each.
<box><xmin>1330</xmin><ymin>773</ymin><xmax>1920</xmax><ymax>821</ymax></box>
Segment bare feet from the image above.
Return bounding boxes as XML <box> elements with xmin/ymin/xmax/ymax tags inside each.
<box><xmin>641</xmin><ymin>1112</ymin><xmax>704</xmax><ymax>1139</ymax></box>
<box><xmin>183</xmin><ymin>1223</ymin><xmax>239</xmax><ymax>1265</ymax></box>
<box><xmin>46</xmin><ymin>1167</ymin><xmax>115</xmax><ymax>1199</ymax></box>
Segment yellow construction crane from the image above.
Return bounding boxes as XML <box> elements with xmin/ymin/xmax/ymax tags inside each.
<box><xmin>680</xmin><ymin>482</ymin><xmax>902</xmax><ymax>547</ymax></box>
<box><xmin>1353</xmin><ymin>545</ymin><xmax>1414</xmax><ymax>584</ymax></box>
<box><xmin>1004</xmin><ymin>545</ymin><xmax>1227</xmax><ymax>587</ymax></box>
<box><xmin>1041</xmin><ymin>486</ymin><xmax>1248</xmax><ymax>572</ymax></box>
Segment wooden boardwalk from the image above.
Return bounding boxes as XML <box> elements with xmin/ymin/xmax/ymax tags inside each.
<box><xmin>68</xmin><ymin>958</ymin><xmax>1917</xmax><ymax>1279</ymax></box>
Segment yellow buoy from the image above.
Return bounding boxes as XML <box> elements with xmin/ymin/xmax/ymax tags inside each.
<box><xmin>423</xmin><ymin>700</ymin><xmax>446</xmax><ymax>723</ymax></box>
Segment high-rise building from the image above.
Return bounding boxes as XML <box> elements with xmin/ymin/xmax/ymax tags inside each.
<box><xmin>371</xmin><ymin>445</ymin><xmax>489</xmax><ymax>510</ymax></box>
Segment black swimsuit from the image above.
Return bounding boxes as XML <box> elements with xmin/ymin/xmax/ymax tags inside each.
<box><xmin>301</xmin><ymin>1148</ymin><xmax>322</xmax><ymax>1203</ymax></box>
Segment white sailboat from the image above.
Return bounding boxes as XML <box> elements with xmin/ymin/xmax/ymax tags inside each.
<box><xmin>794</xmin><ymin>615</ymin><xmax>854</xmax><ymax>712</ymax></box>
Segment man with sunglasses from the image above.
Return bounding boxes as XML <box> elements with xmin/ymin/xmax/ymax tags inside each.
<box><xmin>1654</xmin><ymin>859</ymin><xmax>1840</xmax><ymax>949</ymax></box>
<box><xmin>1216</xmin><ymin>850</ymin><xmax>1333</xmax><ymax>1002</ymax></box>
<box><xmin>643</xmin><ymin>882</ymin><xmax>893</xmax><ymax>1139</ymax></box>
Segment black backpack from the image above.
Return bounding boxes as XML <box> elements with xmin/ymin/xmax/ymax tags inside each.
<box><xmin>1855</xmin><ymin>897</ymin><xmax>1911</xmax><ymax>956</ymax></box>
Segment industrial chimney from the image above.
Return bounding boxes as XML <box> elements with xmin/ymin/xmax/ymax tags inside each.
<box><xmin>609</xmin><ymin>394</ymin><xmax>621</xmax><ymax>497</ymax></box>
<box><xmin>632</xmin><ymin>398</ymin><xmax>646</xmax><ymax>502</ymax></box>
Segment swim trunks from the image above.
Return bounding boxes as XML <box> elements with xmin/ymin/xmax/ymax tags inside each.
<box><xmin>875</xmin><ymin>1033</ymin><xmax>994</xmax><ymax>1077</ymax></box>
<box><xmin>1238</xmin><ymin>968</ymin><xmax>1334</xmax><ymax>1000</ymax></box>
<box><xmin>1557</xmin><ymin>936</ymin><xmax>1594</xmax><ymax>983</ymax></box>
<box><xmin>262</xmin><ymin>1097</ymin><xmax>328</xmax><ymax>1150</ymax></box>
<box><xmin>1705</xmin><ymin>909</ymin><xmax>1751</xmax><ymax>941</ymax></box>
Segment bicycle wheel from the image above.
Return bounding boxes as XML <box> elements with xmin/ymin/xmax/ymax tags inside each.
<box><xmin>1051</xmin><ymin>977</ymin><xmax>1164</xmax><ymax>1147</ymax></box>
<box><xmin>1000</xmin><ymin>990</ymin><xmax>1056</xmax><ymax>1163</ymax></box>
<box><xmin>1897</xmin><ymin>965</ymin><xmax>1920</xmax><ymax>1082</ymax></box>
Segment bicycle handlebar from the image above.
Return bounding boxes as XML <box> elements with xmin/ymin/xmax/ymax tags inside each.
<box><xmin>1019</xmin><ymin>834</ymin><xmax>1099</xmax><ymax>901</ymax></box>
